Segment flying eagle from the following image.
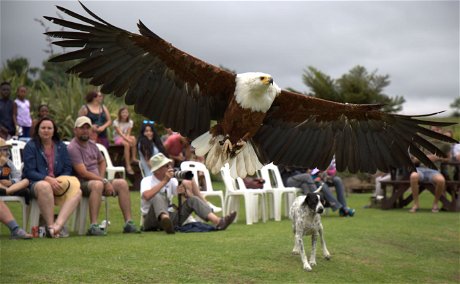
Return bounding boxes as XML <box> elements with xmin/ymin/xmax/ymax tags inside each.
<box><xmin>45</xmin><ymin>2</ymin><xmax>457</xmax><ymax>178</ymax></box>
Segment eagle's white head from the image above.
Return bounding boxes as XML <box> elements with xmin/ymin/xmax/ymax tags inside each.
<box><xmin>234</xmin><ymin>72</ymin><xmax>281</xmax><ymax>112</ymax></box>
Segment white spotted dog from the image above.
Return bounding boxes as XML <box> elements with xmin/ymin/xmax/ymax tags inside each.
<box><xmin>289</xmin><ymin>189</ymin><xmax>331</xmax><ymax>272</ymax></box>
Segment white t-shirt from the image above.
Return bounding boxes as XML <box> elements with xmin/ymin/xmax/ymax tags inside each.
<box><xmin>140</xmin><ymin>175</ymin><xmax>178</xmax><ymax>215</ymax></box>
<box><xmin>113</xmin><ymin>119</ymin><xmax>133</xmax><ymax>141</ymax></box>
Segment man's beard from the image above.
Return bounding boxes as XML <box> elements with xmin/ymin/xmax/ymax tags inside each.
<box><xmin>78</xmin><ymin>135</ymin><xmax>89</xmax><ymax>142</ymax></box>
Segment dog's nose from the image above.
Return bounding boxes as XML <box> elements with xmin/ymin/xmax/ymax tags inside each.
<box><xmin>317</xmin><ymin>207</ymin><xmax>324</xmax><ymax>214</ymax></box>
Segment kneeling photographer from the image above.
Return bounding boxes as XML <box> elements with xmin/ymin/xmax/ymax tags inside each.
<box><xmin>140</xmin><ymin>153</ymin><xmax>236</xmax><ymax>234</ymax></box>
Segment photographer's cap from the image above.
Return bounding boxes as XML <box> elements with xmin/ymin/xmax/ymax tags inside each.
<box><xmin>74</xmin><ymin>116</ymin><xmax>92</xmax><ymax>128</ymax></box>
<box><xmin>150</xmin><ymin>153</ymin><xmax>173</xmax><ymax>173</ymax></box>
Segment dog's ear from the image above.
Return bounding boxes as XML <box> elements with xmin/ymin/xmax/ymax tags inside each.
<box><xmin>303</xmin><ymin>193</ymin><xmax>319</xmax><ymax>210</ymax></box>
<box><xmin>320</xmin><ymin>194</ymin><xmax>326</xmax><ymax>206</ymax></box>
<box><xmin>302</xmin><ymin>193</ymin><xmax>311</xmax><ymax>207</ymax></box>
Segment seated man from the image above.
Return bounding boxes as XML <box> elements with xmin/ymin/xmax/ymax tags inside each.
<box><xmin>0</xmin><ymin>200</ymin><xmax>32</xmax><ymax>239</ymax></box>
<box><xmin>67</xmin><ymin>116</ymin><xmax>138</xmax><ymax>235</ymax></box>
<box><xmin>140</xmin><ymin>153</ymin><xmax>236</xmax><ymax>234</ymax></box>
<box><xmin>280</xmin><ymin>166</ymin><xmax>355</xmax><ymax>217</ymax></box>
<box><xmin>409</xmin><ymin>129</ymin><xmax>451</xmax><ymax>213</ymax></box>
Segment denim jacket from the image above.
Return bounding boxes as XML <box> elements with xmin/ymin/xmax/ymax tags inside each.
<box><xmin>23</xmin><ymin>139</ymin><xmax>72</xmax><ymax>183</ymax></box>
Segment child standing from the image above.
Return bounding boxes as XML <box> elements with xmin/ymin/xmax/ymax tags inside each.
<box><xmin>113</xmin><ymin>107</ymin><xmax>138</xmax><ymax>175</ymax></box>
<box><xmin>13</xmin><ymin>86</ymin><xmax>32</xmax><ymax>139</ymax></box>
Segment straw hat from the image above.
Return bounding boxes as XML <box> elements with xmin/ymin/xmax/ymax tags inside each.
<box><xmin>54</xmin><ymin>176</ymin><xmax>80</xmax><ymax>197</ymax></box>
<box><xmin>149</xmin><ymin>153</ymin><xmax>173</xmax><ymax>173</ymax></box>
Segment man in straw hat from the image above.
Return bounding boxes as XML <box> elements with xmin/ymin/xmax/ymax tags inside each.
<box><xmin>140</xmin><ymin>153</ymin><xmax>236</xmax><ymax>234</ymax></box>
<box><xmin>68</xmin><ymin>116</ymin><xmax>138</xmax><ymax>235</ymax></box>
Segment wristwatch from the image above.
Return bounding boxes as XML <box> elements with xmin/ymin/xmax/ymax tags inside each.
<box><xmin>102</xmin><ymin>178</ymin><xmax>109</xmax><ymax>185</ymax></box>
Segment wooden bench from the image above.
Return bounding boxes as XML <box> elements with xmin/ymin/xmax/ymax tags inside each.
<box><xmin>380</xmin><ymin>180</ymin><xmax>460</xmax><ymax>211</ymax></box>
<box><xmin>108</xmin><ymin>145</ymin><xmax>142</xmax><ymax>191</ymax></box>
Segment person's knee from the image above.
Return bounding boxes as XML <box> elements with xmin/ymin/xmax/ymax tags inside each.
<box><xmin>113</xmin><ymin>179</ymin><xmax>129</xmax><ymax>192</ymax></box>
<box><xmin>410</xmin><ymin>172</ymin><xmax>419</xmax><ymax>182</ymax></box>
<box><xmin>34</xmin><ymin>181</ymin><xmax>53</xmax><ymax>197</ymax></box>
<box><xmin>87</xmin><ymin>181</ymin><xmax>104</xmax><ymax>195</ymax></box>
<box><xmin>433</xmin><ymin>174</ymin><xmax>445</xmax><ymax>186</ymax></box>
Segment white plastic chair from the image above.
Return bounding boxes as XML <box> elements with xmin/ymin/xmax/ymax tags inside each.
<box><xmin>96</xmin><ymin>143</ymin><xmax>125</xmax><ymax>180</ymax></box>
<box><xmin>220</xmin><ymin>163</ymin><xmax>267</xmax><ymax>225</ymax></box>
<box><xmin>6</xmin><ymin>139</ymin><xmax>26</xmax><ymax>171</ymax></box>
<box><xmin>180</xmin><ymin>161</ymin><xmax>225</xmax><ymax>216</ymax></box>
<box><xmin>259</xmin><ymin>163</ymin><xmax>298</xmax><ymax>221</ymax></box>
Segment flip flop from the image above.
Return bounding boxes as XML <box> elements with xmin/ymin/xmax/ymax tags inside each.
<box><xmin>409</xmin><ymin>207</ymin><xmax>418</xmax><ymax>213</ymax></box>
<box><xmin>431</xmin><ymin>207</ymin><xmax>439</xmax><ymax>213</ymax></box>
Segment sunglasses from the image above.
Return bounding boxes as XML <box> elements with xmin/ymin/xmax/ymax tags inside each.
<box><xmin>143</xmin><ymin>120</ymin><xmax>155</xmax><ymax>125</ymax></box>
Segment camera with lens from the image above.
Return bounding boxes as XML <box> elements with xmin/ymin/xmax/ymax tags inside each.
<box><xmin>174</xmin><ymin>170</ymin><xmax>193</xmax><ymax>181</ymax></box>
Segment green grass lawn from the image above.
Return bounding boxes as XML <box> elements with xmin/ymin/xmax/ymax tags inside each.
<box><xmin>1</xmin><ymin>188</ymin><xmax>459</xmax><ymax>283</ymax></box>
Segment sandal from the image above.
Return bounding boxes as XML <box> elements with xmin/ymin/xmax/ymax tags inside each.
<box><xmin>45</xmin><ymin>225</ymin><xmax>60</xmax><ymax>238</ymax></box>
<box><xmin>126</xmin><ymin>168</ymin><xmax>135</xmax><ymax>175</ymax></box>
<box><xmin>431</xmin><ymin>207</ymin><xmax>439</xmax><ymax>213</ymax></box>
<box><xmin>409</xmin><ymin>206</ymin><xmax>418</xmax><ymax>213</ymax></box>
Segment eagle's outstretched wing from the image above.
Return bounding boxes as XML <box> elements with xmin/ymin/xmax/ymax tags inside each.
<box><xmin>45</xmin><ymin>2</ymin><xmax>235</xmax><ymax>139</ymax></box>
<box><xmin>254</xmin><ymin>90</ymin><xmax>457</xmax><ymax>173</ymax></box>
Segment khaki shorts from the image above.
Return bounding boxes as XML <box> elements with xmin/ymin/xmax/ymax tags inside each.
<box><xmin>80</xmin><ymin>179</ymin><xmax>117</xmax><ymax>197</ymax></box>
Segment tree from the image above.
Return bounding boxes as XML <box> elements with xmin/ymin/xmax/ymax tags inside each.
<box><xmin>302</xmin><ymin>65</ymin><xmax>405</xmax><ymax>113</ymax></box>
<box><xmin>450</xmin><ymin>97</ymin><xmax>460</xmax><ymax>117</ymax></box>
<box><xmin>0</xmin><ymin>57</ymin><xmax>38</xmax><ymax>86</ymax></box>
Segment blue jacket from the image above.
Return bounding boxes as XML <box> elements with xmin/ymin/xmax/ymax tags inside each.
<box><xmin>23</xmin><ymin>139</ymin><xmax>73</xmax><ymax>183</ymax></box>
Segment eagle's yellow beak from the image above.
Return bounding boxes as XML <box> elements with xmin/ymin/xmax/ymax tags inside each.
<box><xmin>260</xmin><ymin>76</ymin><xmax>274</xmax><ymax>85</ymax></box>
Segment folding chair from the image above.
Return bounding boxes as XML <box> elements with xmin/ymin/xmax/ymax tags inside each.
<box><xmin>259</xmin><ymin>163</ymin><xmax>298</xmax><ymax>221</ymax></box>
<box><xmin>181</xmin><ymin>161</ymin><xmax>225</xmax><ymax>216</ymax></box>
<box><xmin>220</xmin><ymin>163</ymin><xmax>267</xmax><ymax>225</ymax></box>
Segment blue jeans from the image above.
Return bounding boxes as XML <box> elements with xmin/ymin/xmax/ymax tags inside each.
<box><xmin>286</xmin><ymin>173</ymin><xmax>343</xmax><ymax>211</ymax></box>
<box><xmin>326</xmin><ymin>176</ymin><xmax>347</xmax><ymax>208</ymax></box>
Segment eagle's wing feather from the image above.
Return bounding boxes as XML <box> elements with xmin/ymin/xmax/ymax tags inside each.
<box><xmin>45</xmin><ymin>2</ymin><xmax>235</xmax><ymax>139</ymax></box>
<box><xmin>254</xmin><ymin>90</ymin><xmax>457</xmax><ymax>173</ymax></box>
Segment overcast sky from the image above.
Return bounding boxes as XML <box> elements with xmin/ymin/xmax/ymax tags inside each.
<box><xmin>1</xmin><ymin>0</ymin><xmax>459</xmax><ymax>117</ymax></box>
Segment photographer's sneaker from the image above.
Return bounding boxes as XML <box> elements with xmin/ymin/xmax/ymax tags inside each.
<box><xmin>123</xmin><ymin>220</ymin><xmax>139</xmax><ymax>233</ymax></box>
<box><xmin>87</xmin><ymin>224</ymin><xmax>106</xmax><ymax>236</ymax></box>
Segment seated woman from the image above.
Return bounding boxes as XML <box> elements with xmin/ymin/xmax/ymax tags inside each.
<box><xmin>137</xmin><ymin>122</ymin><xmax>169</xmax><ymax>177</ymax></box>
<box><xmin>23</xmin><ymin>117</ymin><xmax>82</xmax><ymax>238</ymax></box>
<box><xmin>113</xmin><ymin>107</ymin><xmax>138</xmax><ymax>175</ymax></box>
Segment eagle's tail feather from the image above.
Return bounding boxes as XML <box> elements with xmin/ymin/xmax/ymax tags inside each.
<box><xmin>191</xmin><ymin>132</ymin><xmax>262</xmax><ymax>178</ymax></box>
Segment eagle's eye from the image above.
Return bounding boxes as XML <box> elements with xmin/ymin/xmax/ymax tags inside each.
<box><xmin>260</xmin><ymin>76</ymin><xmax>265</xmax><ymax>81</ymax></box>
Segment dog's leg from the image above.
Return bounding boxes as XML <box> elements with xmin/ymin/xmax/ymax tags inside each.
<box><xmin>295</xmin><ymin>233</ymin><xmax>312</xmax><ymax>271</ymax></box>
<box><xmin>309</xmin><ymin>233</ymin><xmax>318</xmax><ymax>267</ymax></box>
<box><xmin>319</xmin><ymin>226</ymin><xmax>331</xmax><ymax>260</ymax></box>
<box><xmin>292</xmin><ymin>233</ymin><xmax>301</xmax><ymax>255</ymax></box>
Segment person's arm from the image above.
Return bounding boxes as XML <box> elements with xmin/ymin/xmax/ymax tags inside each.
<box><xmin>142</xmin><ymin>169</ymin><xmax>174</xmax><ymax>201</ymax></box>
<box><xmin>77</xmin><ymin>105</ymin><xmax>88</xmax><ymax>117</ymax></box>
<box><xmin>98</xmin><ymin>105</ymin><xmax>112</xmax><ymax>132</ymax></box>
<box><xmin>12</xmin><ymin>101</ymin><xmax>18</xmax><ymax>129</ymax></box>
<box><xmin>60</xmin><ymin>142</ymin><xmax>73</xmax><ymax>176</ymax></box>
<box><xmin>23</xmin><ymin>142</ymin><xmax>47</xmax><ymax>182</ymax></box>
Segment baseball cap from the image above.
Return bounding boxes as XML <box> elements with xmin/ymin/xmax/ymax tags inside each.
<box><xmin>74</xmin><ymin>116</ymin><xmax>92</xmax><ymax>128</ymax></box>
